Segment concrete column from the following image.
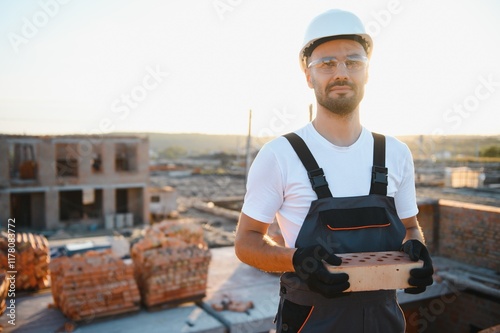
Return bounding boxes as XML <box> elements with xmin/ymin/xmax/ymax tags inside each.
<box><xmin>31</xmin><ymin>192</ymin><xmax>46</xmax><ymax>230</ymax></box>
<box><xmin>137</xmin><ymin>138</ymin><xmax>149</xmax><ymax>176</ymax></box>
<box><xmin>142</xmin><ymin>186</ymin><xmax>149</xmax><ymax>225</ymax></box>
<box><xmin>103</xmin><ymin>187</ymin><xmax>116</xmax><ymax>216</ymax></box>
<box><xmin>127</xmin><ymin>187</ymin><xmax>148</xmax><ymax>225</ymax></box>
<box><xmin>0</xmin><ymin>193</ymin><xmax>11</xmax><ymax>227</ymax></box>
<box><xmin>39</xmin><ymin>138</ymin><xmax>56</xmax><ymax>186</ymax></box>
<box><xmin>77</xmin><ymin>139</ymin><xmax>92</xmax><ymax>182</ymax></box>
<box><xmin>45</xmin><ymin>190</ymin><xmax>60</xmax><ymax>230</ymax></box>
<box><xmin>102</xmin><ymin>187</ymin><xmax>116</xmax><ymax>229</ymax></box>
<box><xmin>0</xmin><ymin>140</ymin><xmax>9</xmax><ymax>187</ymax></box>
<box><xmin>102</xmin><ymin>141</ymin><xmax>115</xmax><ymax>178</ymax></box>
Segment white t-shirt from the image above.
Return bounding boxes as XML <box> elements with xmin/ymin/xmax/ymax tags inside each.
<box><xmin>242</xmin><ymin>123</ymin><xmax>418</xmax><ymax>248</ymax></box>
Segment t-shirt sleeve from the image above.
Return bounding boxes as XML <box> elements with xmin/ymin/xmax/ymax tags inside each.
<box><xmin>394</xmin><ymin>144</ymin><xmax>419</xmax><ymax>219</ymax></box>
<box><xmin>241</xmin><ymin>143</ymin><xmax>284</xmax><ymax>224</ymax></box>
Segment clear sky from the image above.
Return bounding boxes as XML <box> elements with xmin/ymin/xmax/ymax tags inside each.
<box><xmin>1</xmin><ymin>0</ymin><xmax>499</xmax><ymax>138</ymax></box>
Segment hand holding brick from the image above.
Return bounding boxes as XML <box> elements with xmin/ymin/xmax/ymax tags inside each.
<box><xmin>293</xmin><ymin>244</ymin><xmax>350</xmax><ymax>297</ymax></box>
<box><xmin>325</xmin><ymin>251</ymin><xmax>423</xmax><ymax>292</ymax></box>
<box><xmin>400</xmin><ymin>240</ymin><xmax>434</xmax><ymax>294</ymax></box>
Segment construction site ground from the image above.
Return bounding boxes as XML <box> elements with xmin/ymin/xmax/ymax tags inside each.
<box><xmin>2</xmin><ymin>245</ymin><xmax>464</xmax><ymax>333</ymax></box>
<box><xmin>2</xmin><ymin>174</ymin><xmax>499</xmax><ymax>333</ymax></box>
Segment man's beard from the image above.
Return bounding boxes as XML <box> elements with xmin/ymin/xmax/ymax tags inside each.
<box><xmin>314</xmin><ymin>80</ymin><xmax>364</xmax><ymax>117</ymax></box>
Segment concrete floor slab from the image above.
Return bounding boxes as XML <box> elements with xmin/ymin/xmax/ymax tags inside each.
<box><xmin>203</xmin><ymin>247</ymin><xmax>280</xmax><ymax>333</ymax></box>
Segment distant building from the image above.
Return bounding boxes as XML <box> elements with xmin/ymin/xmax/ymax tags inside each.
<box><xmin>0</xmin><ymin>134</ymin><xmax>149</xmax><ymax>231</ymax></box>
<box><xmin>445</xmin><ymin>166</ymin><xmax>485</xmax><ymax>188</ymax></box>
<box><xmin>148</xmin><ymin>186</ymin><xmax>177</xmax><ymax>221</ymax></box>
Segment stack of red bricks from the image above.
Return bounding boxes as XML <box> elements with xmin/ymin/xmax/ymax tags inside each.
<box><xmin>49</xmin><ymin>250</ymin><xmax>140</xmax><ymax>321</ymax></box>
<box><xmin>0</xmin><ymin>232</ymin><xmax>50</xmax><ymax>290</ymax></box>
<box><xmin>131</xmin><ymin>220</ymin><xmax>211</xmax><ymax>308</ymax></box>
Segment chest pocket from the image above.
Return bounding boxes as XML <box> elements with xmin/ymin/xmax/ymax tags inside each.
<box><xmin>319</xmin><ymin>206</ymin><xmax>390</xmax><ymax>231</ymax></box>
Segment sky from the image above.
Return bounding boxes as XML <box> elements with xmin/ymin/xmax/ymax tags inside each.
<box><xmin>0</xmin><ymin>0</ymin><xmax>499</xmax><ymax>139</ymax></box>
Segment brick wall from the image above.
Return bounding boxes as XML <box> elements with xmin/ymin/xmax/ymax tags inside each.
<box><xmin>416</xmin><ymin>199</ymin><xmax>500</xmax><ymax>272</ymax></box>
<box><xmin>416</xmin><ymin>200</ymin><xmax>439</xmax><ymax>254</ymax></box>
<box><xmin>437</xmin><ymin>200</ymin><xmax>500</xmax><ymax>272</ymax></box>
<box><xmin>408</xmin><ymin>199</ymin><xmax>500</xmax><ymax>332</ymax></box>
<box><xmin>402</xmin><ymin>290</ymin><xmax>500</xmax><ymax>333</ymax></box>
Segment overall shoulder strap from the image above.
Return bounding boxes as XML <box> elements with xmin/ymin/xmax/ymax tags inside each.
<box><xmin>370</xmin><ymin>132</ymin><xmax>388</xmax><ymax>196</ymax></box>
<box><xmin>283</xmin><ymin>133</ymin><xmax>332</xmax><ymax>199</ymax></box>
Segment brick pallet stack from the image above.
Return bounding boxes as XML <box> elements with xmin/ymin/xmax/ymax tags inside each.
<box><xmin>0</xmin><ymin>271</ymin><xmax>7</xmax><ymax>315</ymax></box>
<box><xmin>49</xmin><ymin>250</ymin><xmax>140</xmax><ymax>321</ymax></box>
<box><xmin>0</xmin><ymin>232</ymin><xmax>50</xmax><ymax>290</ymax></box>
<box><xmin>131</xmin><ymin>220</ymin><xmax>211</xmax><ymax>308</ymax></box>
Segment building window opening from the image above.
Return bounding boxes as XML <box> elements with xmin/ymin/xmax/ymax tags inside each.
<box><xmin>10</xmin><ymin>193</ymin><xmax>32</xmax><ymax>229</ymax></box>
<box><xmin>91</xmin><ymin>144</ymin><xmax>102</xmax><ymax>173</ymax></box>
<box><xmin>9</xmin><ymin>143</ymin><xmax>37</xmax><ymax>181</ymax></box>
<box><xmin>10</xmin><ymin>192</ymin><xmax>45</xmax><ymax>230</ymax></box>
<box><xmin>116</xmin><ymin>188</ymin><xmax>129</xmax><ymax>213</ymax></box>
<box><xmin>115</xmin><ymin>143</ymin><xmax>137</xmax><ymax>172</ymax></box>
<box><xmin>59</xmin><ymin>189</ymin><xmax>102</xmax><ymax>222</ymax></box>
<box><xmin>59</xmin><ymin>190</ymin><xmax>82</xmax><ymax>221</ymax></box>
<box><xmin>56</xmin><ymin>143</ymin><xmax>79</xmax><ymax>177</ymax></box>
<box><xmin>83</xmin><ymin>189</ymin><xmax>102</xmax><ymax>219</ymax></box>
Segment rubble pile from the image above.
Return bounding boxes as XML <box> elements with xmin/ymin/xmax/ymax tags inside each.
<box><xmin>49</xmin><ymin>250</ymin><xmax>140</xmax><ymax>321</ymax></box>
<box><xmin>131</xmin><ymin>220</ymin><xmax>211</xmax><ymax>308</ymax></box>
<box><xmin>210</xmin><ymin>293</ymin><xmax>254</xmax><ymax>313</ymax></box>
<box><xmin>0</xmin><ymin>232</ymin><xmax>50</xmax><ymax>290</ymax></box>
<box><xmin>153</xmin><ymin>174</ymin><xmax>246</xmax><ymax>200</ymax></box>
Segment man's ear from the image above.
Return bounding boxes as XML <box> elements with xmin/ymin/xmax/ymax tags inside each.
<box><xmin>305</xmin><ymin>69</ymin><xmax>314</xmax><ymax>89</ymax></box>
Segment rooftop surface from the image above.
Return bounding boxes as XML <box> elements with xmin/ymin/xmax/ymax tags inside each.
<box><xmin>416</xmin><ymin>186</ymin><xmax>500</xmax><ymax>207</ymax></box>
<box><xmin>3</xmin><ymin>246</ymin><xmax>495</xmax><ymax>333</ymax></box>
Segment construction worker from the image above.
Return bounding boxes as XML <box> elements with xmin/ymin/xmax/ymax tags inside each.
<box><xmin>235</xmin><ymin>9</ymin><xmax>434</xmax><ymax>332</ymax></box>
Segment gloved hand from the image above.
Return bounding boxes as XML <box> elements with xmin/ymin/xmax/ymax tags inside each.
<box><xmin>292</xmin><ymin>244</ymin><xmax>349</xmax><ymax>297</ymax></box>
<box><xmin>401</xmin><ymin>239</ymin><xmax>434</xmax><ymax>294</ymax></box>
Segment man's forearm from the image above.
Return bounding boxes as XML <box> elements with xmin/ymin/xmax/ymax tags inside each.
<box><xmin>404</xmin><ymin>225</ymin><xmax>425</xmax><ymax>244</ymax></box>
<box><xmin>235</xmin><ymin>229</ymin><xmax>295</xmax><ymax>273</ymax></box>
<box><xmin>401</xmin><ymin>216</ymin><xmax>426</xmax><ymax>244</ymax></box>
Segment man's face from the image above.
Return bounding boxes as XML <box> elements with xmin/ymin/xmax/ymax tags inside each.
<box><xmin>305</xmin><ymin>39</ymin><xmax>369</xmax><ymax>117</ymax></box>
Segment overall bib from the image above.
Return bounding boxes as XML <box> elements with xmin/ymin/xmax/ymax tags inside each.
<box><xmin>275</xmin><ymin>132</ymin><xmax>407</xmax><ymax>333</ymax></box>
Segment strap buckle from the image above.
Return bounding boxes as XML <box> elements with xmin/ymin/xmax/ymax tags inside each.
<box><xmin>308</xmin><ymin>168</ymin><xmax>328</xmax><ymax>189</ymax></box>
<box><xmin>372</xmin><ymin>165</ymin><xmax>388</xmax><ymax>185</ymax></box>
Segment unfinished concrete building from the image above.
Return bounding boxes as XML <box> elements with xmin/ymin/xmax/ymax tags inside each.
<box><xmin>0</xmin><ymin>135</ymin><xmax>149</xmax><ymax>231</ymax></box>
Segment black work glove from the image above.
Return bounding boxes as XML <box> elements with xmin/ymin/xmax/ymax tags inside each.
<box><xmin>401</xmin><ymin>240</ymin><xmax>434</xmax><ymax>294</ymax></box>
<box><xmin>292</xmin><ymin>244</ymin><xmax>350</xmax><ymax>297</ymax></box>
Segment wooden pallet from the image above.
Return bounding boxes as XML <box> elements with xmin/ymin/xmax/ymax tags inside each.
<box><xmin>145</xmin><ymin>293</ymin><xmax>206</xmax><ymax>312</ymax></box>
<box><xmin>71</xmin><ymin>304</ymin><xmax>141</xmax><ymax>324</ymax></box>
<box><xmin>325</xmin><ymin>251</ymin><xmax>423</xmax><ymax>292</ymax></box>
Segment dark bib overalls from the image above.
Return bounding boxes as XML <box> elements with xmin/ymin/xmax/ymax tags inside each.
<box><xmin>275</xmin><ymin>132</ymin><xmax>407</xmax><ymax>333</ymax></box>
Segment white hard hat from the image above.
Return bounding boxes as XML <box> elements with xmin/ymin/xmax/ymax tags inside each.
<box><xmin>299</xmin><ymin>9</ymin><xmax>373</xmax><ymax>71</ymax></box>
